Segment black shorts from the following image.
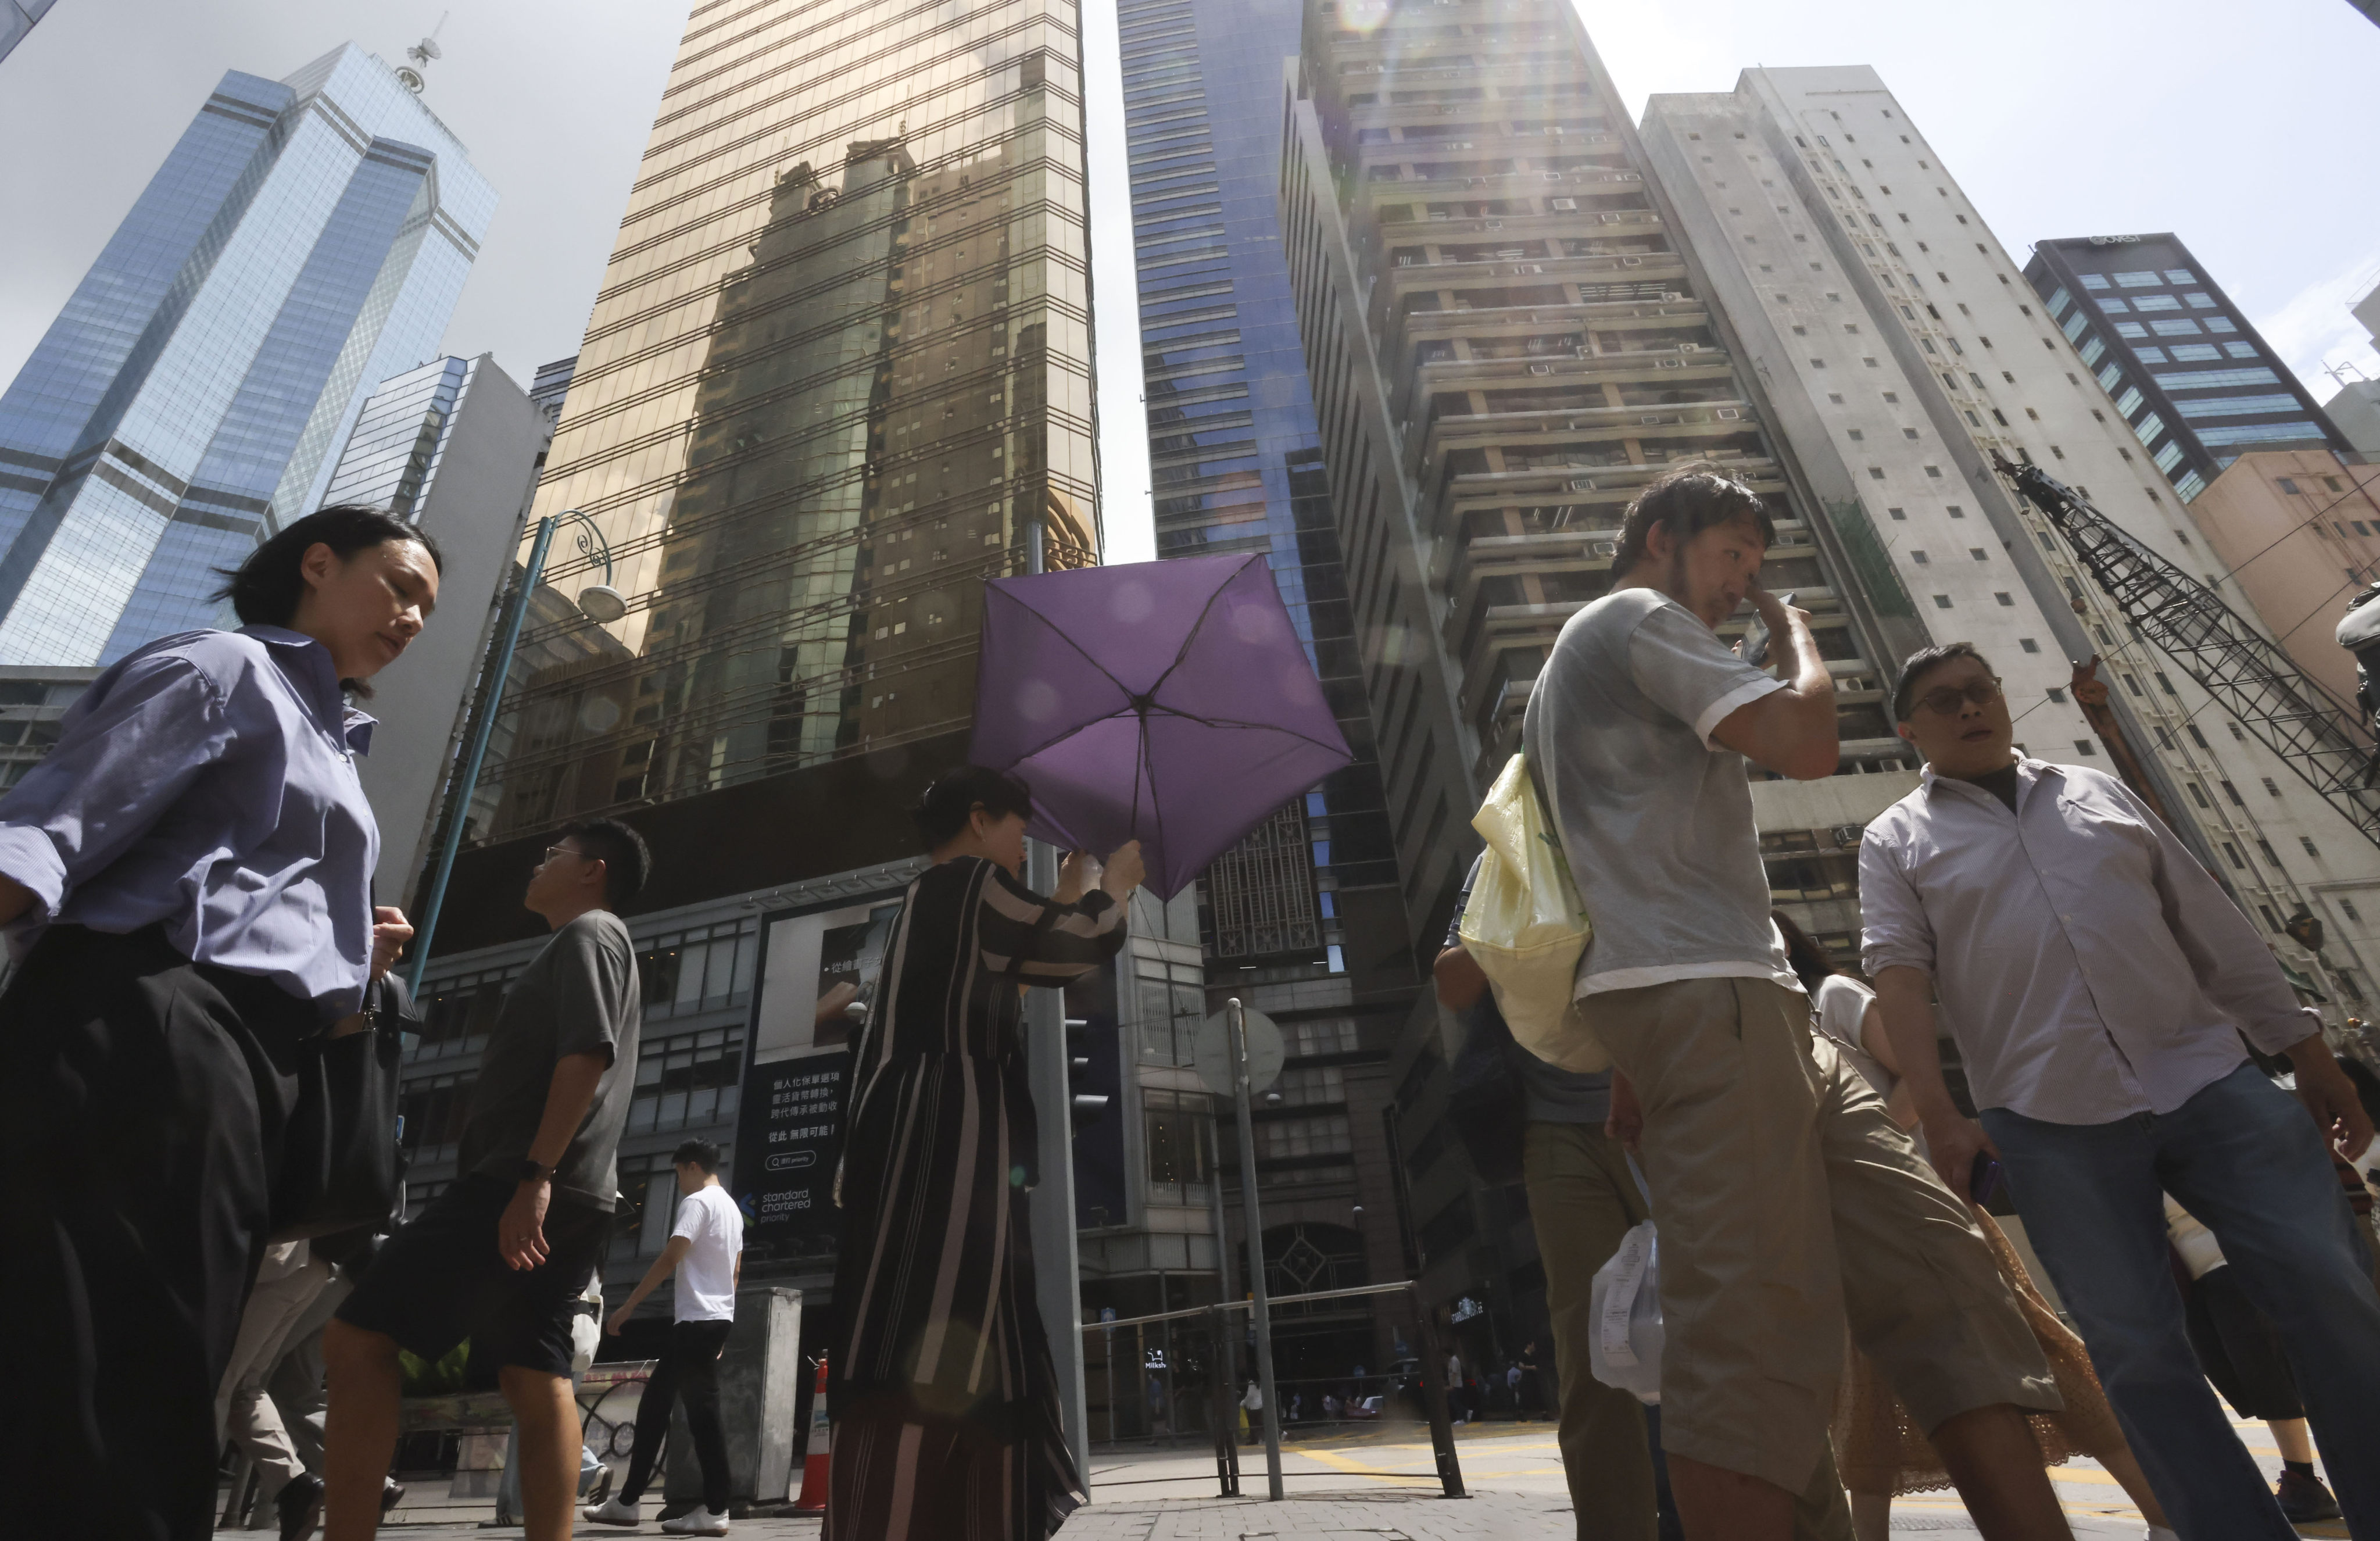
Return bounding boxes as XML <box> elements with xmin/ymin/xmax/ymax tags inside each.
<box><xmin>337</xmin><ymin>1174</ymin><xmax>610</xmax><ymax>1379</ymax></box>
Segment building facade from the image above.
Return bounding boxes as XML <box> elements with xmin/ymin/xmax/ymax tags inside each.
<box><xmin>0</xmin><ymin>44</ymin><xmax>492</xmax><ymax>665</ymax></box>
<box><xmin>1115</xmin><ymin>0</ymin><xmax>1425</xmax><ymax>1387</ymax></box>
<box><xmin>2027</xmin><ymin>234</ymin><xmax>2354</xmax><ymax>502</ymax></box>
<box><xmin>2326</xmin><ymin>380</ymin><xmax>2380</xmax><ymax>459</ymax></box>
<box><xmin>1639</xmin><ymin>64</ymin><xmax>2380</xmax><ymax>1018</ymax></box>
<box><xmin>1</xmin><ymin>0</ymin><xmax>55</xmax><ymax>65</ymax></box>
<box><xmin>327</xmin><ymin>354</ymin><xmax>559</xmax><ymax>898</ymax></box>
<box><xmin>1273</xmin><ymin>0</ymin><xmax>1929</xmax><ymax>1365</ymax></box>
<box><xmin>2176</xmin><ymin>452</ymin><xmax>2380</xmax><ymax>713</ymax></box>
<box><xmin>405</xmin><ymin>0</ymin><xmax>1104</xmax><ymax>1375</ymax></box>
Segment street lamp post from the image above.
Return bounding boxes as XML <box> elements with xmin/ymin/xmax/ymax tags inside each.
<box><xmin>404</xmin><ymin>509</ymin><xmax>623</xmax><ymax>993</ymax></box>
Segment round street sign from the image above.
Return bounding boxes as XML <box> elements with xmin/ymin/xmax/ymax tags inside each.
<box><xmin>1192</xmin><ymin>1005</ymin><xmax>1285</xmax><ymax>1099</ymax></box>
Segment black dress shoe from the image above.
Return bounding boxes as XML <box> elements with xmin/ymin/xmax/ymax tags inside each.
<box><xmin>277</xmin><ymin>1473</ymin><xmax>325</xmax><ymax>1541</ymax></box>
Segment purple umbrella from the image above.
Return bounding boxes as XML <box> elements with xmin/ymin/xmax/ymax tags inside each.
<box><xmin>969</xmin><ymin>553</ymin><xmax>1352</xmax><ymax>899</ymax></box>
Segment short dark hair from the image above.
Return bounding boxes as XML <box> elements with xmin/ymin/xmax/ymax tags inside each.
<box><xmin>1609</xmin><ymin>464</ymin><xmax>1774</xmax><ymax>580</ymax></box>
<box><xmin>1892</xmin><ymin>642</ymin><xmax>1993</xmax><ymax>723</ymax></box>
<box><xmin>913</xmin><ymin>765</ymin><xmax>1034</xmax><ymax>849</ymax></box>
<box><xmin>672</xmin><ymin>1138</ymin><xmax>721</xmax><ymax>1174</ymax></box>
<box><xmin>1771</xmin><ymin>910</ymin><xmax>1840</xmax><ymax>994</ymax></box>
<box><xmin>559</xmin><ymin>816</ymin><xmax>651</xmax><ymax>909</ymax></box>
<box><xmin>212</xmin><ymin>505</ymin><xmax>442</xmax><ymax>628</ymax></box>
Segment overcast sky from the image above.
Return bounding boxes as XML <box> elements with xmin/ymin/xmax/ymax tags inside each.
<box><xmin>3</xmin><ymin>0</ymin><xmax>2375</xmax><ymax>567</ymax></box>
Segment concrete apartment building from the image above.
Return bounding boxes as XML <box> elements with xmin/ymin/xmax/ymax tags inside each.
<box><xmin>2027</xmin><ymin>234</ymin><xmax>2354</xmax><ymax>502</ymax></box>
<box><xmin>2178</xmin><ymin>452</ymin><xmax>2380</xmax><ymax>713</ymax></box>
<box><xmin>1638</xmin><ymin>65</ymin><xmax>2380</xmax><ymax>1020</ymax></box>
<box><xmin>1275</xmin><ymin>0</ymin><xmax>1946</xmax><ymax>1358</ymax></box>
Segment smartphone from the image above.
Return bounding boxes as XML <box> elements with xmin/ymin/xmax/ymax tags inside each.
<box><xmin>1968</xmin><ymin>1152</ymin><xmax>2003</xmax><ymax>1206</ymax></box>
<box><xmin>1740</xmin><ymin>592</ymin><xmax>1796</xmax><ymax>668</ymax></box>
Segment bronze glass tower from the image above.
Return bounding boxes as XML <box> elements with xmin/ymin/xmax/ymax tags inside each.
<box><xmin>460</xmin><ymin>0</ymin><xmax>1098</xmax><ymax>880</ymax></box>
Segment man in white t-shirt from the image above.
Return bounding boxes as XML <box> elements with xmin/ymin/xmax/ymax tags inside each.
<box><xmin>585</xmin><ymin>1139</ymin><xmax>745</xmax><ymax>1535</ymax></box>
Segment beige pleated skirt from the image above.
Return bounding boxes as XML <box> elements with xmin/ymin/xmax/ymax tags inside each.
<box><xmin>1833</xmin><ymin>1207</ymin><xmax>2128</xmax><ymax>1496</ymax></box>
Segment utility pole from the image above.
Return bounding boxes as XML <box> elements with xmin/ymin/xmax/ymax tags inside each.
<box><xmin>1025</xmin><ymin>517</ymin><xmax>1093</xmax><ymax>1486</ymax></box>
<box><xmin>1227</xmin><ymin>998</ymin><xmax>1284</xmax><ymax>1499</ymax></box>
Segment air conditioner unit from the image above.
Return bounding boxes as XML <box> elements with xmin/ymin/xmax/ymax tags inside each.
<box><xmin>1593</xmin><ymin>539</ymin><xmax>1617</xmax><ymax>556</ymax></box>
<box><xmin>1640</xmin><ymin>414</ymin><xmax>1664</xmax><ymax>424</ymax></box>
<box><xmin>1654</xmin><ymin>358</ymin><xmax>1684</xmax><ymax>369</ymax></box>
<box><xmin>1599</xmin><ymin>213</ymin><xmax>1623</xmax><ymax>223</ymax></box>
<box><xmin>1570</xmin><ymin>479</ymin><xmax>1597</xmax><ymax>491</ymax></box>
<box><xmin>1831</xmin><ymin>824</ymin><xmax>1866</xmax><ymax>847</ymax></box>
<box><xmin>1485</xmin><ymin>220</ymin><xmax>1503</xmax><ymax>229</ymax></box>
<box><xmin>1529</xmin><ymin>363</ymin><xmax>1553</xmax><ymax>374</ymax></box>
<box><xmin>1622</xmin><ymin>256</ymin><xmax>1644</xmax><ymax>266</ymax></box>
<box><xmin>1550</xmin><ymin>197</ymin><xmax>1577</xmax><ymax>211</ymax></box>
<box><xmin>1397</xmin><ymin>255</ymin><xmax>1416</xmax><ymax>266</ymax></box>
<box><xmin>1542</xmin><ymin>172</ymin><xmax>1563</xmax><ymax>183</ymax></box>
<box><xmin>1716</xmin><ymin>407</ymin><xmax>1742</xmax><ymax>420</ymax></box>
<box><xmin>1662</xmin><ymin>291</ymin><xmax>1684</xmax><ymax>301</ymax></box>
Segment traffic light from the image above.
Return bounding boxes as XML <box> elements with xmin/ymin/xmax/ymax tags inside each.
<box><xmin>1065</xmin><ymin>1016</ymin><xmax>1108</xmax><ymax>1136</ymax></box>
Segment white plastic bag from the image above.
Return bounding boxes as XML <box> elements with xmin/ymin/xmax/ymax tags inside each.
<box><xmin>1587</xmin><ymin>1159</ymin><xmax>1662</xmax><ymax>1403</ymax></box>
<box><xmin>1456</xmin><ymin>754</ymin><xmax>1606</xmax><ymax>1071</ymax></box>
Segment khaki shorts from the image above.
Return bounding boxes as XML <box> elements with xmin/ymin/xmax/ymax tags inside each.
<box><xmin>1594</xmin><ymin>975</ymin><xmax>2058</xmax><ymax>1494</ymax></box>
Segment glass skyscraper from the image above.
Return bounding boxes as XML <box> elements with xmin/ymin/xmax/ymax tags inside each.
<box><xmin>465</xmin><ymin>0</ymin><xmax>1096</xmax><ymax>843</ymax></box>
<box><xmin>1</xmin><ymin>0</ymin><xmax>56</xmax><ymax>65</ymax></box>
<box><xmin>2028</xmin><ymin>234</ymin><xmax>2354</xmax><ymax>503</ymax></box>
<box><xmin>1118</xmin><ymin>0</ymin><xmax>1423</xmax><ymax>1374</ymax></box>
<box><xmin>0</xmin><ymin>43</ymin><xmax>492</xmax><ymax>665</ymax></box>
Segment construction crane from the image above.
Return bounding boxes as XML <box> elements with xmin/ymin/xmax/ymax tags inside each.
<box><xmin>1992</xmin><ymin>452</ymin><xmax>2380</xmax><ymax>852</ymax></box>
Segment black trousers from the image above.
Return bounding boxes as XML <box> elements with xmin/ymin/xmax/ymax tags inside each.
<box><xmin>620</xmin><ymin>1318</ymin><xmax>735</xmax><ymax>1512</ymax></box>
<box><xmin>0</xmin><ymin>924</ymin><xmax>315</xmax><ymax>1541</ymax></box>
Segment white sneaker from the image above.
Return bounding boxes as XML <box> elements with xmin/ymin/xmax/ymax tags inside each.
<box><xmin>584</xmin><ymin>1496</ymin><xmax>641</xmax><ymax>1526</ymax></box>
<box><xmin>661</xmin><ymin>1508</ymin><xmax>729</xmax><ymax>1536</ymax></box>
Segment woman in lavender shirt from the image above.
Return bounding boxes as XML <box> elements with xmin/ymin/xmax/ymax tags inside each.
<box><xmin>0</xmin><ymin>506</ymin><xmax>439</xmax><ymax>1541</ymax></box>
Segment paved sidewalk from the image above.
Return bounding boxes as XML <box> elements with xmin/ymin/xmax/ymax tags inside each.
<box><xmin>291</xmin><ymin>1413</ymin><xmax>2346</xmax><ymax>1539</ymax></box>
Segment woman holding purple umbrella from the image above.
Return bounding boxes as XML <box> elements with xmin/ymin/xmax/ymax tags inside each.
<box><xmin>826</xmin><ymin>766</ymin><xmax>1142</xmax><ymax>1541</ymax></box>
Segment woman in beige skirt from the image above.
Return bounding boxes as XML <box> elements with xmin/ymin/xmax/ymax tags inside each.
<box><xmin>1773</xmin><ymin>914</ymin><xmax>2175</xmax><ymax>1541</ymax></box>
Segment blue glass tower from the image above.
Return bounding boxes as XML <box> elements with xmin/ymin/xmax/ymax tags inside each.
<box><xmin>1121</xmin><ymin>0</ymin><xmax>1420</xmax><ymax>1332</ymax></box>
<box><xmin>0</xmin><ymin>43</ymin><xmax>493</xmax><ymax>665</ymax></box>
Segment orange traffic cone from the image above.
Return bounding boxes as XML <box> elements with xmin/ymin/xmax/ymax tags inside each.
<box><xmin>792</xmin><ymin>1357</ymin><xmax>832</xmax><ymax>1511</ymax></box>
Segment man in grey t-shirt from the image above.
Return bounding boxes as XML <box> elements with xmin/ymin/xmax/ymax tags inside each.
<box><xmin>325</xmin><ymin>817</ymin><xmax>652</xmax><ymax>1541</ymax></box>
<box><xmin>1519</xmin><ymin>467</ymin><xmax>2064</xmax><ymax>1541</ymax></box>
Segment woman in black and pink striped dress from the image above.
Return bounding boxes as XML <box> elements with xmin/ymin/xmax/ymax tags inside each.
<box><xmin>827</xmin><ymin>767</ymin><xmax>1140</xmax><ymax>1541</ymax></box>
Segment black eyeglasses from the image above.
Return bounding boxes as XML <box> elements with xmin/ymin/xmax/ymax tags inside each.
<box><xmin>1913</xmin><ymin>677</ymin><xmax>2004</xmax><ymax>716</ymax></box>
<box><xmin>543</xmin><ymin>845</ymin><xmax>590</xmax><ymax>863</ymax></box>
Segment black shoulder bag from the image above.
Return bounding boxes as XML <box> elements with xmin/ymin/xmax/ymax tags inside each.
<box><xmin>272</xmin><ymin>972</ymin><xmax>416</xmax><ymax>1242</ymax></box>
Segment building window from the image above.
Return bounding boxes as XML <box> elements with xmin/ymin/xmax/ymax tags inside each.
<box><xmin>1911</xmin><ymin>550</ymin><xmax>1930</xmax><ymax>564</ymax></box>
<box><xmin>2018</xmin><ymin>638</ymin><xmax>2039</xmax><ymax>652</ymax></box>
<box><xmin>1996</xmin><ymin>593</ymin><xmax>2014</xmax><ymax>606</ymax></box>
<box><xmin>1931</xmin><ymin>594</ymin><xmax>1952</xmax><ymax>609</ymax></box>
<box><xmin>2301</xmin><ymin>836</ymin><xmax>2320</xmax><ymax>859</ymax></box>
<box><xmin>1887</xmin><ymin>507</ymin><xmax>1907</xmax><ymax>521</ymax></box>
<box><xmin>2073</xmin><ymin>739</ymin><xmax>2097</xmax><ymax>755</ymax></box>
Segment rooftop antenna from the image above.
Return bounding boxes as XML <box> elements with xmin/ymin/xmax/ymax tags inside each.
<box><xmin>396</xmin><ymin>11</ymin><xmax>448</xmax><ymax>95</ymax></box>
<box><xmin>2324</xmin><ymin>359</ymin><xmax>2371</xmax><ymax>387</ymax></box>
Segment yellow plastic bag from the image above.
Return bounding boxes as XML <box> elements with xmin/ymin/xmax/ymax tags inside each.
<box><xmin>1456</xmin><ymin>755</ymin><xmax>1609</xmax><ymax>1072</ymax></box>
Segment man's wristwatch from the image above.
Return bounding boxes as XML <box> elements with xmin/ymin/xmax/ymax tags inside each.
<box><xmin>510</xmin><ymin>1157</ymin><xmax>554</xmax><ymax>1185</ymax></box>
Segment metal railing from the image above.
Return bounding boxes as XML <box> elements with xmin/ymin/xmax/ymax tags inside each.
<box><xmin>1080</xmin><ymin>1279</ymin><xmax>1466</xmax><ymax>1500</ymax></box>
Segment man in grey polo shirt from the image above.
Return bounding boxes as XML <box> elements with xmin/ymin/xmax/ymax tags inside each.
<box><xmin>1522</xmin><ymin>466</ymin><xmax>2067</xmax><ymax>1541</ymax></box>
